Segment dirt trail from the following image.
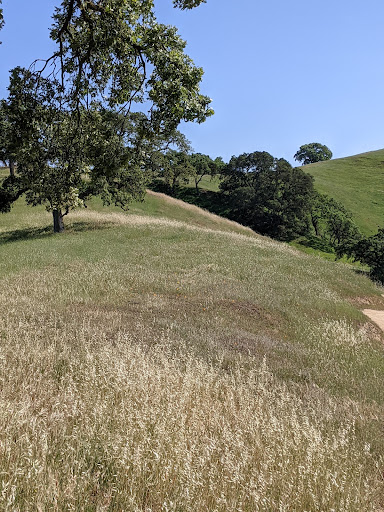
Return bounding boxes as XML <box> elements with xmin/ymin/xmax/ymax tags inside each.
<box><xmin>363</xmin><ymin>309</ymin><xmax>384</xmax><ymax>331</ymax></box>
<box><xmin>363</xmin><ymin>296</ymin><xmax>384</xmax><ymax>332</ymax></box>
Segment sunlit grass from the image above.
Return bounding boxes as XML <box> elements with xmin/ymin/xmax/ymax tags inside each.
<box><xmin>303</xmin><ymin>148</ymin><xmax>384</xmax><ymax>235</ymax></box>
<box><xmin>0</xmin><ymin>195</ymin><xmax>383</xmax><ymax>510</ymax></box>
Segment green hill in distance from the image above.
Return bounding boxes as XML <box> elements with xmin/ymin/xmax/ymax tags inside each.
<box><xmin>302</xmin><ymin>149</ymin><xmax>384</xmax><ymax>235</ymax></box>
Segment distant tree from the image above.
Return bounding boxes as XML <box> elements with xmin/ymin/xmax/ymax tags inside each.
<box><xmin>309</xmin><ymin>193</ymin><xmax>361</xmax><ymax>255</ymax></box>
<box><xmin>145</xmin><ymin>129</ymin><xmax>191</xmax><ymax>172</ymax></box>
<box><xmin>220</xmin><ymin>151</ymin><xmax>275</xmax><ymax>192</ymax></box>
<box><xmin>294</xmin><ymin>143</ymin><xmax>332</xmax><ymax>165</ymax></box>
<box><xmin>352</xmin><ymin>228</ymin><xmax>384</xmax><ymax>283</ymax></box>
<box><xmin>189</xmin><ymin>153</ymin><xmax>223</xmax><ymax>191</ymax></box>
<box><xmin>221</xmin><ymin>152</ymin><xmax>315</xmax><ymax>240</ymax></box>
<box><xmin>161</xmin><ymin>151</ymin><xmax>195</xmax><ymax>195</ymax></box>
<box><xmin>189</xmin><ymin>153</ymin><xmax>210</xmax><ymax>191</ymax></box>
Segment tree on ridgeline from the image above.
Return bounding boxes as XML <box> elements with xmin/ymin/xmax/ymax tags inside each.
<box><xmin>0</xmin><ymin>0</ymin><xmax>213</xmax><ymax>232</ymax></box>
<box><xmin>294</xmin><ymin>143</ymin><xmax>332</xmax><ymax>165</ymax></box>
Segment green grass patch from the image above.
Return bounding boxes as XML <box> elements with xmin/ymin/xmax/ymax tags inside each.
<box><xmin>302</xmin><ymin>149</ymin><xmax>384</xmax><ymax>235</ymax></box>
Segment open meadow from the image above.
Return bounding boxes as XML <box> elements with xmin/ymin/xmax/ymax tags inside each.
<box><xmin>0</xmin><ymin>192</ymin><xmax>383</xmax><ymax>511</ymax></box>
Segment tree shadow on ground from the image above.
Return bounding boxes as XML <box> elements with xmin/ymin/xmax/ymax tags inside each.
<box><xmin>0</xmin><ymin>221</ymin><xmax>113</xmax><ymax>245</ymax></box>
<box><xmin>295</xmin><ymin>235</ymin><xmax>335</xmax><ymax>253</ymax></box>
<box><xmin>149</xmin><ymin>180</ymin><xmax>231</xmax><ymax>217</ymax></box>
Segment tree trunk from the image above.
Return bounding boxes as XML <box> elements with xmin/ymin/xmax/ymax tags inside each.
<box><xmin>171</xmin><ymin>177</ymin><xmax>177</xmax><ymax>196</ymax></box>
<box><xmin>53</xmin><ymin>209</ymin><xmax>65</xmax><ymax>233</ymax></box>
<box><xmin>311</xmin><ymin>213</ymin><xmax>320</xmax><ymax>237</ymax></box>
<box><xmin>9</xmin><ymin>160</ymin><xmax>15</xmax><ymax>177</ymax></box>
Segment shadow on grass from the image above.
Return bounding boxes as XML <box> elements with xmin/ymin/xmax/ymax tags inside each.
<box><xmin>0</xmin><ymin>221</ymin><xmax>113</xmax><ymax>245</ymax></box>
<box><xmin>150</xmin><ymin>180</ymin><xmax>231</xmax><ymax>217</ymax></box>
<box><xmin>294</xmin><ymin>235</ymin><xmax>335</xmax><ymax>253</ymax></box>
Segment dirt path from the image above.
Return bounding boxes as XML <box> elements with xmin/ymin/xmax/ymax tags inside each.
<box><xmin>363</xmin><ymin>308</ymin><xmax>384</xmax><ymax>332</ymax></box>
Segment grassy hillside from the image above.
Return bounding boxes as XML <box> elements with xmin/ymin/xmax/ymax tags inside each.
<box><xmin>302</xmin><ymin>149</ymin><xmax>384</xmax><ymax>235</ymax></box>
<box><xmin>0</xmin><ymin>193</ymin><xmax>383</xmax><ymax>510</ymax></box>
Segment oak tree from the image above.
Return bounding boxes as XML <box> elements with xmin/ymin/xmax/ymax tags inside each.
<box><xmin>189</xmin><ymin>153</ymin><xmax>222</xmax><ymax>191</ymax></box>
<box><xmin>352</xmin><ymin>228</ymin><xmax>384</xmax><ymax>283</ymax></box>
<box><xmin>160</xmin><ymin>150</ymin><xmax>195</xmax><ymax>195</ymax></box>
<box><xmin>221</xmin><ymin>151</ymin><xmax>315</xmax><ymax>240</ymax></box>
<box><xmin>294</xmin><ymin>143</ymin><xmax>332</xmax><ymax>165</ymax></box>
<box><xmin>0</xmin><ymin>0</ymin><xmax>213</xmax><ymax>231</ymax></box>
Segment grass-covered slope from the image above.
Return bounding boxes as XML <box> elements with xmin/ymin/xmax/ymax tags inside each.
<box><xmin>0</xmin><ymin>193</ymin><xmax>383</xmax><ymax>511</ymax></box>
<box><xmin>303</xmin><ymin>149</ymin><xmax>384</xmax><ymax>235</ymax></box>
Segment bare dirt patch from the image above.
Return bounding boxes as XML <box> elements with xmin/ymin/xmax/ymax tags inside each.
<box><xmin>362</xmin><ymin>309</ymin><xmax>384</xmax><ymax>333</ymax></box>
<box><xmin>350</xmin><ymin>295</ymin><xmax>384</xmax><ymax>308</ymax></box>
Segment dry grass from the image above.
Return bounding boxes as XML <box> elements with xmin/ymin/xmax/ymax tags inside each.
<box><xmin>0</xmin><ymin>310</ymin><xmax>379</xmax><ymax>511</ymax></box>
<box><xmin>0</xmin><ymin>203</ymin><xmax>383</xmax><ymax>510</ymax></box>
<box><xmin>68</xmin><ymin>209</ymin><xmax>296</xmax><ymax>253</ymax></box>
<box><xmin>145</xmin><ymin>190</ymin><xmax>255</xmax><ymax>234</ymax></box>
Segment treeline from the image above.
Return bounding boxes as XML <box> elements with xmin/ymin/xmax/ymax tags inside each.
<box><xmin>151</xmin><ymin>149</ymin><xmax>383</xmax><ymax>283</ymax></box>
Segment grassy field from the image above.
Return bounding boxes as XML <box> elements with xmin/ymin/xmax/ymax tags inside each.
<box><xmin>302</xmin><ymin>149</ymin><xmax>384</xmax><ymax>235</ymax></box>
<box><xmin>0</xmin><ymin>190</ymin><xmax>383</xmax><ymax>510</ymax></box>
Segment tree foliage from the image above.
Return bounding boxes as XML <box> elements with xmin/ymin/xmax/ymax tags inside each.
<box><xmin>189</xmin><ymin>153</ymin><xmax>223</xmax><ymax>191</ymax></box>
<box><xmin>157</xmin><ymin>150</ymin><xmax>195</xmax><ymax>195</ymax></box>
<box><xmin>294</xmin><ymin>143</ymin><xmax>332</xmax><ymax>165</ymax></box>
<box><xmin>0</xmin><ymin>0</ymin><xmax>213</xmax><ymax>232</ymax></box>
<box><xmin>309</xmin><ymin>193</ymin><xmax>361</xmax><ymax>256</ymax></box>
<box><xmin>352</xmin><ymin>229</ymin><xmax>384</xmax><ymax>283</ymax></box>
<box><xmin>45</xmin><ymin>0</ymin><xmax>213</xmax><ymax>133</ymax></box>
<box><xmin>220</xmin><ymin>152</ymin><xmax>315</xmax><ymax>240</ymax></box>
<box><xmin>173</xmin><ymin>0</ymin><xmax>207</xmax><ymax>9</ymax></box>
<box><xmin>0</xmin><ymin>99</ymin><xmax>8</xmax><ymax>165</ymax></box>
<box><xmin>0</xmin><ymin>0</ymin><xmax>3</xmax><ymax>40</ymax></box>
<box><xmin>0</xmin><ymin>98</ymin><xmax>18</xmax><ymax>176</ymax></box>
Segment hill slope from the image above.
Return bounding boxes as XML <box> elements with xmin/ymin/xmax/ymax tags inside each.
<box><xmin>302</xmin><ymin>149</ymin><xmax>384</xmax><ymax>235</ymax></box>
<box><xmin>0</xmin><ymin>193</ymin><xmax>383</xmax><ymax>510</ymax></box>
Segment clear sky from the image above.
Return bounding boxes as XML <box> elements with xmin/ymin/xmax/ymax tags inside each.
<box><xmin>1</xmin><ymin>0</ymin><xmax>384</xmax><ymax>164</ymax></box>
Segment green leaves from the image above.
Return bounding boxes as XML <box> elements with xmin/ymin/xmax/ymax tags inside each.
<box><xmin>0</xmin><ymin>0</ymin><xmax>3</xmax><ymax>39</ymax></box>
<box><xmin>352</xmin><ymin>229</ymin><xmax>384</xmax><ymax>283</ymax></box>
<box><xmin>221</xmin><ymin>151</ymin><xmax>315</xmax><ymax>240</ymax></box>
<box><xmin>309</xmin><ymin>192</ymin><xmax>361</xmax><ymax>256</ymax></box>
<box><xmin>294</xmin><ymin>143</ymin><xmax>333</xmax><ymax>165</ymax></box>
<box><xmin>1</xmin><ymin>0</ymin><xmax>213</xmax><ymax>231</ymax></box>
<box><xmin>47</xmin><ymin>0</ymin><xmax>213</xmax><ymax>136</ymax></box>
<box><xmin>173</xmin><ymin>0</ymin><xmax>206</xmax><ymax>9</ymax></box>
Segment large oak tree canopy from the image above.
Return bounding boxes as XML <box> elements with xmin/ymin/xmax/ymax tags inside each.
<box><xmin>43</xmin><ymin>0</ymin><xmax>213</xmax><ymax>132</ymax></box>
<box><xmin>0</xmin><ymin>0</ymin><xmax>213</xmax><ymax>231</ymax></box>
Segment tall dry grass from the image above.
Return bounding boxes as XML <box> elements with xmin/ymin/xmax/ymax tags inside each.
<box><xmin>0</xmin><ymin>319</ymin><xmax>379</xmax><ymax>511</ymax></box>
<box><xmin>0</xmin><ymin>207</ymin><xmax>383</xmax><ymax>510</ymax></box>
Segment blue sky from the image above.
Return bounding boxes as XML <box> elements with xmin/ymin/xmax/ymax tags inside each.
<box><xmin>1</xmin><ymin>0</ymin><xmax>384</xmax><ymax>164</ymax></box>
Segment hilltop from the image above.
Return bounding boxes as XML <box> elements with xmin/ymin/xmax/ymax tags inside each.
<box><xmin>302</xmin><ymin>149</ymin><xmax>384</xmax><ymax>235</ymax></box>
